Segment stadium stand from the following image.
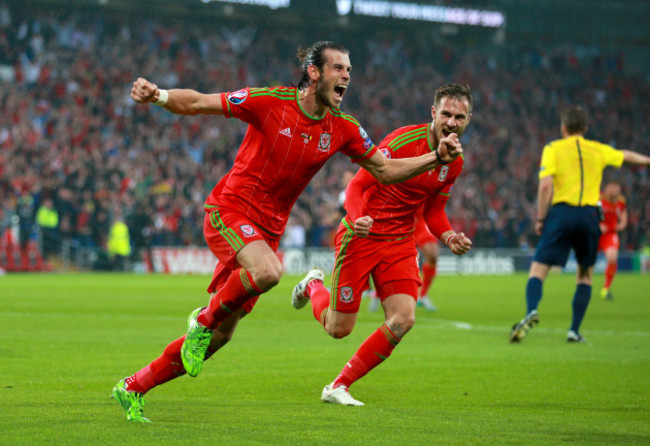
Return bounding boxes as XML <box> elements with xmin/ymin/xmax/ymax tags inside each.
<box><xmin>0</xmin><ymin>2</ymin><xmax>648</xmax><ymax>270</ymax></box>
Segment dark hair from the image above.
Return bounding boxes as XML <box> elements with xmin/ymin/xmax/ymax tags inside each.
<box><xmin>561</xmin><ymin>105</ymin><xmax>588</xmax><ymax>135</ymax></box>
<box><xmin>434</xmin><ymin>83</ymin><xmax>473</xmax><ymax>113</ymax></box>
<box><xmin>295</xmin><ymin>41</ymin><xmax>349</xmax><ymax>90</ymax></box>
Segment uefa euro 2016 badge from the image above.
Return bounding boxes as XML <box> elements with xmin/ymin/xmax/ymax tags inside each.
<box><xmin>381</xmin><ymin>148</ymin><xmax>391</xmax><ymax>159</ymax></box>
<box><xmin>359</xmin><ymin>126</ymin><xmax>374</xmax><ymax>149</ymax></box>
<box><xmin>227</xmin><ymin>89</ymin><xmax>248</xmax><ymax>105</ymax></box>
<box><xmin>358</xmin><ymin>126</ymin><xmax>369</xmax><ymax>139</ymax></box>
<box><xmin>438</xmin><ymin>165</ymin><xmax>449</xmax><ymax>182</ymax></box>
<box><xmin>340</xmin><ymin>286</ymin><xmax>353</xmax><ymax>302</ymax></box>
<box><xmin>318</xmin><ymin>133</ymin><xmax>331</xmax><ymax>152</ymax></box>
<box><xmin>240</xmin><ymin>224</ymin><xmax>258</xmax><ymax>237</ymax></box>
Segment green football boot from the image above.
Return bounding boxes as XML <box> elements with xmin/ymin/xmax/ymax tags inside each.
<box><xmin>111</xmin><ymin>378</ymin><xmax>151</xmax><ymax>423</ymax></box>
<box><xmin>181</xmin><ymin>307</ymin><xmax>213</xmax><ymax>377</ymax></box>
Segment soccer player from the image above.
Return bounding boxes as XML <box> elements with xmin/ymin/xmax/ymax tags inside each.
<box><xmin>414</xmin><ymin>209</ymin><xmax>440</xmax><ymax>311</ymax></box>
<box><xmin>598</xmin><ymin>181</ymin><xmax>627</xmax><ymax>300</ymax></box>
<box><xmin>111</xmin><ymin>41</ymin><xmax>461</xmax><ymax>422</ymax></box>
<box><xmin>509</xmin><ymin>106</ymin><xmax>650</xmax><ymax>344</ymax></box>
<box><xmin>291</xmin><ymin>83</ymin><xmax>473</xmax><ymax>406</ymax></box>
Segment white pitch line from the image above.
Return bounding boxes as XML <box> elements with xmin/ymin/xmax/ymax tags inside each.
<box><xmin>451</xmin><ymin>321</ymin><xmax>473</xmax><ymax>330</ymax></box>
<box><xmin>416</xmin><ymin>317</ymin><xmax>650</xmax><ymax>337</ymax></box>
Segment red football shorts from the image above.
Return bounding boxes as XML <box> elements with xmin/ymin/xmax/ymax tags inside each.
<box><xmin>414</xmin><ymin>217</ymin><xmax>438</xmax><ymax>247</ymax></box>
<box><xmin>330</xmin><ymin>223</ymin><xmax>420</xmax><ymax>314</ymax></box>
<box><xmin>204</xmin><ymin>207</ymin><xmax>280</xmax><ymax>314</ymax></box>
<box><xmin>598</xmin><ymin>232</ymin><xmax>619</xmax><ymax>252</ymax></box>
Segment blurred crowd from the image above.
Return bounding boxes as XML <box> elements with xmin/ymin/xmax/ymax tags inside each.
<box><xmin>0</xmin><ymin>4</ymin><xmax>648</xmax><ymax>269</ymax></box>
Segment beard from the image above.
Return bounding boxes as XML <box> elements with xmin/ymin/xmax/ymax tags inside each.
<box><xmin>315</xmin><ymin>80</ymin><xmax>338</xmax><ymax>109</ymax></box>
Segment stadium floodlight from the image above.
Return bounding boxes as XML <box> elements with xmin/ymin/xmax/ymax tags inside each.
<box><xmin>335</xmin><ymin>0</ymin><xmax>505</xmax><ymax>28</ymax></box>
<box><xmin>200</xmin><ymin>0</ymin><xmax>290</xmax><ymax>10</ymax></box>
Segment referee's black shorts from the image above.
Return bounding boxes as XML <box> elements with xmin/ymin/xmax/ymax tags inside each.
<box><xmin>534</xmin><ymin>203</ymin><xmax>601</xmax><ymax>268</ymax></box>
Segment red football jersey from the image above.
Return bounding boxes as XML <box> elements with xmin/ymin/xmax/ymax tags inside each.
<box><xmin>600</xmin><ymin>195</ymin><xmax>626</xmax><ymax>233</ymax></box>
<box><xmin>205</xmin><ymin>86</ymin><xmax>377</xmax><ymax>236</ymax></box>
<box><xmin>344</xmin><ymin>123</ymin><xmax>463</xmax><ymax>238</ymax></box>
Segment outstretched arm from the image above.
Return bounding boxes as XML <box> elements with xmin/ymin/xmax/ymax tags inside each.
<box><xmin>131</xmin><ymin>77</ymin><xmax>224</xmax><ymax>115</ymax></box>
<box><xmin>358</xmin><ymin>133</ymin><xmax>463</xmax><ymax>185</ymax></box>
<box><xmin>622</xmin><ymin>150</ymin><xmax>650</xmax><ymax>166</ymax></box>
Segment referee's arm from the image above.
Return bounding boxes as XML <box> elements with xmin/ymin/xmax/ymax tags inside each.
<box><xmin>622</xmin><ymin>150</ymin><xmax>650</xmax><ymax>166</ymax></box>
<box><xmin>535</xmin><ymin>176</ymin><xmax>554</xmax><ymax>235</ymax></box>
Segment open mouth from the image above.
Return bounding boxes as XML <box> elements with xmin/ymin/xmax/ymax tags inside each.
<box><xmin>334</xmin><ymin>85</ymin><xmax>347</xmax><ymax>100</ymax></box>
<box><xmin>442</xmin><ymin>129</ymin><xmax>456</xmax><ymax>137</ymax></box>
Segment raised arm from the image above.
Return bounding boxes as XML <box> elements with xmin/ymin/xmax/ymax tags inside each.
<box><xmin>358</xmin><ymin>133</ymin><xmax>463</xmax><ymax>185</ymax></box>
<box><xmin>622</xmin><ymin>150</ymin><xmax>650</xmax><ymax>166</ymax></box>
<box><xmin>130</xmin><ymin>77</ymin><xmax>224</xmax><ymax>115</ymax></box>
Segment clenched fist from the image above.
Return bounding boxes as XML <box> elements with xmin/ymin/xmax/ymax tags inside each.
<box><xmin>354</xmin><ymin>216</ymin><xmax>374</xmax><ymax>238</ymax></box>
<box><xmin>131</xmin><ymin>77</ymin><xmax>159</xmax><ymax>104</ymax></box>
<box><xmin>437</xmin><ymin>133</ymin><xmax>463</xmax><ymax>164</ymax></box>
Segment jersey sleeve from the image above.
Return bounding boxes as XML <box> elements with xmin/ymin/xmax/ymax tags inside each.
<box><xmin>422</xmin><ymin>192</ymin><xmax>452</xmax><ymax>239</ymax></box>
<box><xmin>597</xmin><ymin>142</ymin><xmax>625</xmax><ymax>168</ymax></box>
<box><xmin>344</xmin><ymin>168</ymin><xmax>378</xmax><ymax>221</ymax></box>
<box><xmin>340</xmin><ymin>120</ymin><xmax>378</xmax><ymax>163</ymax></box>
<box><xmin>538</xmin><ymin>144</ymin><xmax>556</xmax><ymax>179</ymax></box>
<box><xmin>220</xmin><ymin>87</ymin><xmax>269</xmax><ymax>125</ymax></box>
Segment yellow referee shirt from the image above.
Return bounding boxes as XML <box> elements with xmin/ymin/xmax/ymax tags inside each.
<box><xmin>539</xmin><ymin>136</ymin><xmax>624</xmax><ymax>206</ymax></box>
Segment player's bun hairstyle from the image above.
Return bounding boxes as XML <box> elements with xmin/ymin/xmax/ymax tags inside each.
<box><xmin>296</xmin><ymin>41</ymin><xmax>349</xmax><ymax>90</ymax></box>
<box><xmin>561</xmin><ymin>105</ymin><xmax>588</xmax><ymax>135</ymax></box>
<box><xmin>434</xmin><ymin>83</ymin><xmax>473</xmax><ymax>112</ymax></box>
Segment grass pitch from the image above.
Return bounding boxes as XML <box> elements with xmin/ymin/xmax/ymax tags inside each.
<box><xmin>1</xmin><ymin>271</ymin><xmax>648</xmax><ymax>445</ymax></box>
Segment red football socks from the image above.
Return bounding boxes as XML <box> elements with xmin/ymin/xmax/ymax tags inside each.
<box><xmin>604</xmin><ymin>262</ymin><xmax>617</xmax><ymax>289</ymax></box>
<box><xmin>126</xmin><ymin>333</ymin><xmax>225</xmax><ymax>394</ymax></box>
<box><xmin>198</xmin><ymin>268</ymin><xmax>261</xmax><ymax>329</ymax></box>
<box><xmin>333</xmin><ymin>323</ymin><xmax>401</xmax><ymax>389</ymax></box>
<box><xmin>420</xmin><ymin>263</ymin><xmax>437</xmax><ymax>297</ymax></box>
<box><xmin>127</xmin><ymin>336</ymin><xmax>186</xmax><ymax>394</ymax></box>
<box><xmin>308</xmin><ymin>279</ymin><xmax>329</xmax><ymax>325</ymax></box>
